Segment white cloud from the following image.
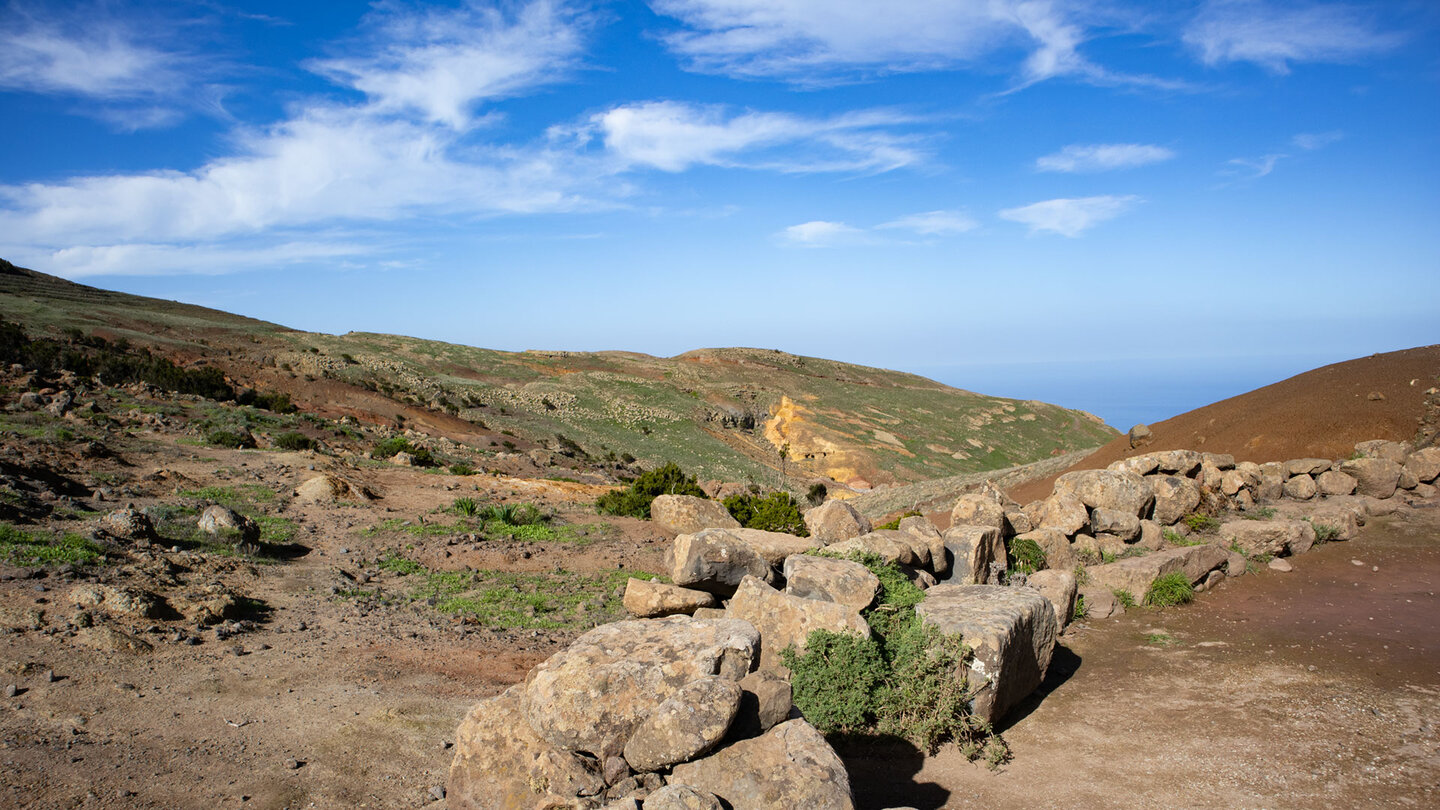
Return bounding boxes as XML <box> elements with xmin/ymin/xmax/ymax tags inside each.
<box><xmin>649</xmin><ymin>0</ymin><xmax>1122</xmax><ymax>86</ymax></box>
<box><xmin>779</xmin><ymin>220</ymin><xmax>867</xmax><ymax>247</ymax></box>
<box><xmin>310</xmin><ymin>0</ymin><xmax>588</xmax><ymax>130</ymax></box>
<box><xmin>1292</xmin><ymin>130</ymin><xmax>1344</xmax><ymax>150</ymax></box>
<box><xmin>1225</xmin><ymin>153</ymin><xmax>1287</xmax><ymax>179</ymax></box>
<box><xmin>998</xmin><ymin>195</ymin><xmax>1139</xmax><ymax>237</ymax></box>
<box><xmin>877</xmin><ymin>210</ymin><xmax>978</xmax><ymax>236</ymax></box>
<box><xmin>580</xmin><ymin>101</ymin><xmax>925</xmax><ymax>173</ymax></box>
<box><xmin>1036</xmin><ymin>143</ymin><xmax>1176</xmax><ymax>173</ymax></box>
<box><xmin>5</xmin><ymin>239</ymin><xmax>372</xmax><ymax>279</ymax></box>
<box><xmin>1184</xmin><ymin>0</ymin><xmax>1403</xmax><ymax>74</ymax></box>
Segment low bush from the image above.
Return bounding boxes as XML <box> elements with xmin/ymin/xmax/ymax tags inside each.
<box><xmin>452</xmin><ymin>497</ymin><xmax>480</xmax><ymax>517</ymax></box>
<box><xmin>782</xmin><ymin>552</ymin><xmax>998</xmax><ymax>757</ymax></box>
<box><xmin>1007</xmin><ymin>536</ymin><xmax>1046</xmax><ymax>574</ymax></box>
<box><xmin>1113</xmin><ymin>588</ymin><xmax>1137</xmax><ymax>608</ymax></box>
<box><xmin>206</xmin><ymin>429</ymin><xmax>255</xmax><ymax>449</ymax></box>
<box><xmin>806</xmin><ymin>483</ymin><xmax>828</xmax><ymax>507</ymax></box>
<box><xmin>449</xmin><ymin>463</ymin><xmax>475</xmax><ymax>476</ymax></box>
<box><xmin>723</xmin><ymin>491</ymin><xmax>808</xmax><ymax>536</ymax></box>
<box><xmin>595</xmin><ymin>462</ymin><xmax>706</xmax><ymax>519</ymax></box>
<box><xmin>272</xmin><ymin>431</ymin><xmax>315</xmax><ymax>451</ymax></box>
<box><xmin>1182</xmin><ymin>513</ymin><xmax>1220</xmax><ymax>533</ymax></box>
<box><xmin>372</xmin><ymin>436</ymin><xmax>433</xmax><ymax>466</ymax></box>
<box><xmin>1143</xmin><ymin>572</ymin><xmax>1193</xmax><ymax>607</ymax></box>
<box><xmin>1312</xmin><ymin>522</ymin><xmax>1340</xmax><ymax>543</ymax></box>
<box><xmin>1072</xmin><ymin>594</ymin><xmax>1087</xmax><ymax>621</ymax></box>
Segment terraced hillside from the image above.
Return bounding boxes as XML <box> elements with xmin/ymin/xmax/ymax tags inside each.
<box><xmin>1</xmin><ymin>259</ymin><xmax>1116</xmax><ymax>489</ymax></box>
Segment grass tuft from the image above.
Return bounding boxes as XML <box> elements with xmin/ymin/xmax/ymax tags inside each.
<box><xmin>1143</xmin><ymin>572</ymin><xmax>1194</xmax><ymax>607</ymax></box>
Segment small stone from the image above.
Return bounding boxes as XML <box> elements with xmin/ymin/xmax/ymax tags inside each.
<box><xmin>1268</xmin><ymin>558</ymin><xmax>1293</xmax><ymax>572</ymax></box>
<box><xmin>44</xmin><ymin>670</ymin><xmax>56</xmax><ymax>683</ymax></box>
<box><xmin>1351</xmin><ymin>559</ymin><xmax>1364</xmax><ymax>566</ymax></box>
<box><xmin>428</xmin><ymin>785</ymin><xmax>446</xmax><ymax>801</ymax></box>
<box><xmin>4</xmin><ymin>684</ymin><xmax>16</xmax><ymax>697</ymax></box>
<box><xmin>284</xmin><ymin>758</ymin><xmax>300</xmax><ymax>770</ymax></box>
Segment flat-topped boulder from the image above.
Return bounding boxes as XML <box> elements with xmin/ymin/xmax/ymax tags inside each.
<box><xmin>669</xmin><ymin>719</ymin><xmax>854</xmax><ymax>810</ymax></box>
<box><xmin>1285</xmin><ymin>458</ymin><xmax>1332</xmax><ymax>477</ymax></box>
<box><xmin>1340</xmin><ymin>458</ymin><xmax>1403</xmax><ymax>499</ymax></box>
<box><xmin>823</xmin><ymin>532</ymin><xmax>918</xmax><ymax>567</ymax></box>
<box><xmin>725</xmin><ymin>576</ymin><xmax>869</xmax><ymax>674</ymax></box>
<box><xmin>729</xmin><ymin>528</ymin><xmax>822</xmax><ymax>567</ymax></box>
<box><xmin>1082</xmin><ymin>544</ymin><xmax>1228</xmax><ymax>605</ymax></box>
<box><xmin>652</xmin><ymin>494</ymin><xmax>741</xmax><ymax>535</ymax></box>
<box><xmin>1025</xmin><ymin>569</ymin><xmax>1078</xmax><ymax>630</ymax></box>
<box><xmin>523</xmin><ymin>616</ymin><xmax>759</xmax><ymax>758</ymax></box>
<box><xmin>940</xmin><ymin>524</ymin><xmax>1004</xmax><ymax>585</ymax></box>
<box><xmin>783</xmin><ymin>555</ymin><xmax>879</xmax><ymax>613</ymax></box>
<box><xmin>624</xmin><ymin>578</ymin><xmax>719</xmax><ymax>618</ymax></box>
<box><xmin>1149</xmin><ymin>476</ymin><xmax>1201</xmax><ymax>525</ymax></box>
<box><xmin>671</xmin><ymin>529</ymin><xmax>776</xmax><ymax>595</ymax></box>
<box><xmin>1218</xmin><ymin>519</ymin><xmax>1317</xmax><ymax>557</ymax></box>
<box><xmin>915</xmin><ymin>585</ymin><xmax>1057</xmax><ymax>724</ymax></box>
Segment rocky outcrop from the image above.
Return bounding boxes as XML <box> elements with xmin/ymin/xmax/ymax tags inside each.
<box><xmin>1081</xmin><ymin>545</ymin><xmax>1228</xmax><ymax>604</ymax></box>
<box><xmin>915</xmin><ymin>585</ymin><xmax>1057</xmax><ymax>723</ymax></box>
<box><xmin>651</xmin><ymin>494</ymin><xmax>742</xmax><ymax>535</ymax></box>
<box><xmin>1217</xmin><ymin>519</ymin><xmax>1317</xmax><ymax>557</ymax></box>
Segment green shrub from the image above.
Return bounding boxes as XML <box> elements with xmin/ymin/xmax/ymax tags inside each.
<box><xmin>372</xmin><ymin>436</ymin><xmax>432</xmax><ymax>466</ymax></box>
<box><xmin>206</xmin><ymin>429</ymin><xmax>255</xmax><ymax>449</ymax></box>
<box><xmin>782</xmin><ymin>553</ymin><xmax>993</xmax><ymax>754</ymax></box>
<box><xmin>450</xmin><ymin>463</ymin><xmax>475</xmax><ymax>476</ymax></box>
<box><xmin>1182</xmin><ymin>513</ymin><xmax>1220</xmax><ymax>533</ymax></box>
<box><xmin>1008</xmin><ymin>536</ymin><xmax>1046</xmax><ymax>574</ymax></box>
<box><xmin>1143</xmin><ymin>572</ymin><xmax>1193</xmax><ymax>607</ymax></box>
<box><xmin>0</xmin><ymin>524</ymin><xmax>104</xmax><ymax>566</ymax></box>
<box><xmin>595</xmin><ymin>462</ymin><xmax>706</xmax><ymax>519</ymax></box>
<box><xmin>481</xmin><ymin>502</ymin><xmax>546</xmax><ymax>527</ymax></box>
<box><xmin>723</xmin><ymin>491</ymin><xmax>808</xmax><ymax>536</ymax></box>
<box><xmin>874</xmin><ymin>510</ymin><xmax>922</xmax><ymax>531</ymax></box>
<box><xmin>806</xmin><ymin>483</ymin><xmax>828</xmax><ymax>507</ymax></box>
<box><xmin>452</xmin><ymin>497</ymin><xmax>480</xmax><ymax>517</ymax></box>
<box><xmin>1113</xmin><ymin>588</ymin><xmax>1137</xmax><ymax>608</ymax></box>
<box><xmin>1312</xmin><ymin>522</ymin><xmax>1340</xmax><ymax>543</ymax></box>
<box><xmin>272</xmin><ymin>431</ymin><xmax>315</xmax><ymax>451</ymax></box>
<box><xmin>1072</xmin><ymin>594</ymin><xmax>1088</xmax><ymax>621</ymax></box>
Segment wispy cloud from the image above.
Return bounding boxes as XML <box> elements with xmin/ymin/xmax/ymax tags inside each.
<box><xmin>1225</xmin><ymin>153</ymin><xmax>1286</xmax><ymax>178</ymax></box>
<box><xmin>0</xmin><ymin>1</ymin><xmax>212</xmax><ymax>127</ymax></box>
<box><xmin>1292</xmin><ymin>130</ymin><xmax>1344</xmax><ymax>150</ymax></box>
<box><xmin>575</xmin><ymin>101</ymin><xmax>926</xmax><ymax>173</ymax></box>
<box><xmin>649</xmin><ymin>0</ymin><xmax>1167</xmax><ymax>89</ymax></box>
<box><xmin>1184</xmin><ymin>0</ymin><xmax>1403</xmax><ymax>74</ymax></box>
<box><xmin>1036</xmin><ymin>143</ymin><xmax>1176</xmax><ymax>173</ymax></box>
<box><xmin>780</xmin><ymin>209</ymin><xmax>978</xmax><ymax>246</ymax></box>
<box><xmin>998</xmin><ymin>195</ymin><xmax>1139</xmax><ymax>237</ymax></box>
<box><xmin>310</xmin><ymin>0</ymin><xmax>589</xmax><ymax>130</ymax></box>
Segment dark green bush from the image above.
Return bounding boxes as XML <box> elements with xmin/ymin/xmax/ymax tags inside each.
<box><xmin>722</xmin><ymin>491</ymin><xmax>808</xmax><ymax>536</ymax></box>
<box><xmin>806</xmin><ymin>482</ymin><xmax>828</xmax><ymax>506</ymax></box>
<box><xmin>874</xmin><ymin>510</ymin><xmax>922</xmax><ymax>531</ymax></box>
<box><xmin>595</xmin><ymin>462</ymin><xmax>706</xmax><ymax>519</ymax></box>
<box><xmin>272</xmin><ymin>431</ymin><xmax>315</xmax><ymax>451</ymax></box>
<box><xmin>371</xmin><ymin>436</ymin><xmax>432</xmax><ymax>466</ymax></box>
<box><xmin>206</xmin><ymin>429</ymin><xmax>255</xmax><ymax>449</ymax></box>
<box><xmin>1143</xmin><ymin>572</ymin><xmax>1194</xmax><ymax>607</ymax></box>
<box><xmin>1008</xmin><ymin>536</ymin><xmax>1047</xmax><ymax>574</ymax></box>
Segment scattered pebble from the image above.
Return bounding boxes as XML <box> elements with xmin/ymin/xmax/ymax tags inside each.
<box><xmin>4</xmin><ymin>684</ymin><xmax>16</xmax><ymax>698</ymax></box>
<box><xmin>43</xmin><ymin>670</ymin><xmax>56</xmax><ymax>683</ymax></box>
<box><xmin>1351</xmin><ymin>559</ymin><xmax>1365</xmax><ymax>566</ymax></box>
<box><xmin>284</xmin><ymin>758</ymin><xmax>300</xmax><ymax>770</ymax></box>
<box><xmin>429</xmin><ymin>785</ymin><xmax>446</xmax><ymax>801</ymax></box>
<box><xmin>1268</xmin><ymin>559</ymin><xmax>1293</xmax><ymax>573</ymax></box>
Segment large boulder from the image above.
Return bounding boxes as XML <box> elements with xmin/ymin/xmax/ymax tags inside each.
<box><xmin>1127</xmin><ymin>424</ymin><xmax>1153</xmax><ymax>449</ymax></box>
<box><xmin>669</xmin><ymin>720</ymin><xmax>854</xmax><ymax>810</ymax></box>
<box><xmin>1025</xmin><ymin>569</ymin><xmax>1078</xmax><ymax>630</ymax></box>
<box><xmin>447</xmin><ymin>685</ymin><xmax>606</xmax><ymax>810</ymax></box>
<box><xmin>1354</xmin><ymin>440</ymin><xmax>1411</xmax><ymax>464</ymax></box>
<box><xmin>197</xmin><ymin>505</ymin><xmax>259</xmax><ymax>544</ymax></box>
<box><xmin>1016</xmin><ymin>528</ymin><xmax>1075</xmax><ymax>571</ymax></box>
<box><xmin>1090</xmin><ymin>508</ymin><xmax>1140</xmax><ymax>542</ymax></box>
<box><xmin>1268</xmin><ymin>503</ymin><xmax>1361</xmax><ymax>542</ymax></box>
<box><xmin>729</xmin><ymin>528</ymin><xmax>822</xmax><ymax>567</ymax></box>
<box><xmin>1316</xmin><ymin>470</ymin><xmax>1357</xmax><ymax>496</ymax></box>
<box><xmin>1082</xmin><ymin>545</ymin><xmax>1228</xmax><ymax>604</ymax></box>
<box><xmin>782</xmin><ymin>555</ymin><xmax>879</xmax><ymax>613</ymax></box>
<box><xmin>939</xmin><ymin>525</ymin><xmax>1005</xmax><ymax>585</ymax></box>
<box><xmin>294</xmin><ymin>473</ymin><xmax>372</xmax><ymax>503</ymax></box>
<box><xmin>1256</xmin><ymin>474</ymin><xmax>1284</xmax><ymax>501</ymax></box>
<box><xmin>623</xmin><ymin>579</ymin><xmax>719</xmax><ymax>618</ymax></box>
<box><xmin>822</xmin><ymin>533</ymin><xmax>917</xmax><ymax>567</ymax></box>
<box><xmin>1054</xmin><ymin>470</ymin><xmax>1154</xmax><ymax>517</ymax></box>
<box><xmin>897</xmin><ymin>516</ymin><xmax>949</xmax><ymax>575</ymax></box>
<box><xmin>1285</xmin><ymin>458</ymin><xmax>1332</xmax><ymax>477</ymax></box>
<box><xmin>1282</xmin><ymin>474</ymin><xmax>1317</xmax><ymax>501</ymax></box>
<box><xmin>916</xmin><ymin>585</ymin><xmax>1057</xmax><ymax>724</ymax></box>
<box><xmin>1151</xmin><ymin>450</ymin><xmax>1202</xmax><ymax>476</ymax></box>
<box><xmin>868</xmin><ymin>528</ymin><xmax>931</xmax><ymax>569</ymax></box>
<box><xmin>1149</xmin><ymin>476</ymin><xmax>1201</xmax><ymax>525</ymax></box>
<box><xmin>1339</xmin><ymin>458</ymin><xmax>1403</xmax><ymax>499</ymax></box>
<box><xmin>950</xmin><ymin>493</ymin><xmax>1005</xmax><ymax>536</ymax></box>
<box><xmin>1217</xmin><ymin>520</ymin><xmax>1317</xmax><ymax>557</ymax></box>
<box><xmin>652</xmin><ymin>495</ymin><xmax>741</xmax><ymax>535</ymax></box>
<box><xmin>670</xmin><ymin>529</ymin><xmax>776</xmax><ymax>596</ymax></box>
<box><xmin>724</xmin><ymin>576</ymin><xmax>869</xmax><ymax>674</ymax></box>
<box><xmin>523</xmin><ymin>617</ymin><xmax>759</xmax><ymax>757</ymax></box>
<box><xmin>803</xmin><ymin>501</ymin><xmax>871</xmax><ymax>543</ymax></box>
<box><xmin>1033</xmin><ymin>491</ymin><xmax>1089</xmax><ymax>536</ymax></box>
<box><xmin>1403</xmin><ymin>447</ymin><xmax>1440</xmax><ymax>484</ymax></box>
<box><xmin>1109</xmin><ymin>454</ymin><xmax>1161</xmax><ymax>477</ymax></box>
<box><xmin>622</xmin><ymin>677</ymin><xmax>743</xmax><ymax>773</ymax></box>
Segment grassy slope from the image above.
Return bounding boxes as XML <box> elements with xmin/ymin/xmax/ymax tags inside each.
<box><xmin>1</xmin><ymin>260</ymin><xmax>1116</xmax><ymax>487</ymax></box>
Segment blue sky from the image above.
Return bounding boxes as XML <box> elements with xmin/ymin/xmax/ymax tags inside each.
<box><xmin>1</xmin><ymin>1</ymin><xmax>1437</xmax><ymax>429</ymax></box>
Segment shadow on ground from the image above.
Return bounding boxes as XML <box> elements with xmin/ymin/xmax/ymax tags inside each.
<box><xmin>835</xmin><ymin>734</ymin><xmax>949</xmax><ymax>810</ymax></box>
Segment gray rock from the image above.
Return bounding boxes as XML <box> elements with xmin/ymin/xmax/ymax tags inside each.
<box><xmin>1340</xmin><ymin>458</ymin><xmax>1403</xmax><ymax>499</ymax></box>
<box><xmin>1025</xmin><ymin>569</ymin><xmax>1078</xmax><ymax>630</ymax></box>
<box><xmin>1256</xmin><ymin>473</ymin><xmax>1284</xmax><ymax>501</ymax></box>
<box><xmin>940</xmin><ymin>525</ymin><xmax>1005</xmax><ymax>585</ymax></box>
<box><xmin>644</xmin><ymin>784</ymin><xmax>726</xmax><ymax>810</ymax></box>
<box><xmin>1316</xmin><ymin>470</ymin><xmax>1357</xmax><ymax>496</ymax></box>
<box><xmin>1282</xmin><ymin>474</ymin><xmax>1317</xmax><ymax>501</ymax></box>
<box><xmin>1136</xmin><ymin>520</ymin><xmax>1165</xmax><ymax>551</ymax></box>
<box><xmin>803</xmin><ymin>501</ymin><xmax>871</xmax><ymax>543</ymax></box>
<box><xmin>1202</xmin><ymin>453</ymin><xmax>1236</xmax><ymax>470</ymax></box>
<box><xmin>623</xmin><ymin>579</ymin><xmax>719</xmax><ymax>618</ymax></box>
<box><xmin>783</xmin><ymin>555</ymin><xmax>879</xmax><ymax>613</ymax></box>
<box><xmin>623</xmin><ymin>677</ymin><xmax>742</xmax><ymax>772</ymax></box>
<box><xmin>1090</xmin><ymin>508</ymin><xmax>1140</xmax><ymax>542</ymax></box>
<box><xmin>916</xmin><ymin>585</ymin><xmax>1057</xmax><ymax>724</ymax></box>
<box><xmin>95</xmin><ymin>508</ymin><xmax>154</xmax><ymax>542</ymax></box>
<box><xmin>669</xmin><ymin>720</ymin><xmax>853</xmax><ymax>810</ymax></box>
<box><xmin>197</xmin><ymin>505</ymin><xmax>259</xmax><ymax>543</ymax></box>
<box><xmin>69</xmin><ymin>585</ymin><xmax>163</xmax><ymax>619</ymax></box>
<box><xmin>1128</xmin><ymin>424</ymin><xmax>1153</xmax><ymax>449</ymax></box>
<box><xmin>523</xmin><ymin>616</ymin><xmax>759</xmax><ymax>757</ymax></box>
<box><xmin>1217</xmin><ymin>520</ymin><xmax>1316</xmax><ymax>557</ymax></box>
<box><xmin>1149</xmin><ymin>476</ymin><xmax>1201</xmax><ymax>525</ymax></box>
<box><xmin>725</xmin><ymin>576</ymin><xmax>869</xmax><ymax>675</ymax></box>
<box><xmin>651</xmin><ymin>495</ymin><xmax>742</xmax><ymax>535</ymax></box>
<box><xmin>670</xmin><ymin>529</ymin><xmax>776</xmax><ymax>596</ymax></box>
<box><xmin>1054</xmin><ymin>469</ymin><xmax>1154</xmax><ymax>516</ymax></box>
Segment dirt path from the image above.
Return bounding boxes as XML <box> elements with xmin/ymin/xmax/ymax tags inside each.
<box><xmin>844</xmin><ymin>498</ymin><xmax>1440</xmax><ymax>809</ymax></box>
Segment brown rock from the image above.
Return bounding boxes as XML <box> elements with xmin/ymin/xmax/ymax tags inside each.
<box><xmin>1339</xmin><ymin>458</ymin><xmax>1403</xmax><ymax>499</ymax></box>
<box><xmin>782</xmin><ymin>555</ymin><xmax>879</xmax><ymax>613</ymax></box>
<box><xmin>1016</xmin><ymin>528</ymin><xmax>1074</xmax><ymax>571</ymax></box>
<box><xmin>1316</xmin><ymin>470</ymin><xmax>1357</xmax><ymax>496</ymax></box>
<box><xmin>1090</xmin><ymin>508</ymin><xmax>1140</xmax><ymax>542</ymax></box>
<box><xmin>295</xmin><ymin>474</ymin><xmax>372</xmax><ymax>503</ymax></box>
<box><xmin>940</xmin><ymin>525</ymin><xmax>1005</xmax><ymax>585</ymax></box>
<box><xmin>1283</xmin><ymin>474</ymin><xmax>1317</xmax><ymax>501</ymax></box>
<box><xmin>623</xmin><ymin>579</ymin><xmax>719</xmax><ymax>618</ymax></box>
<box><xmin>1083</xmin><ymin>544</ymin><xmax>1228</xmax><ymax>604</ymax></box>
<box><xmin>724</xmin><ymin>577</ymin><xmax>868</xmax><ymax>674</ymax></box>
<box><xmin>651</xmin><ymin>495</ymin><xmax>742</xmax><ymax>535</ymax></box>
<box><xmin>1025</xmin><ymin>569</ymin><xmax>1078</xmax><ymax>630</ymax></box>
<box><xmin>1054</xmin><ymin>470</ymin><xmax>1154</xmax><ymax>517</ymax></box>
<box><xmin>822</xmin><ymin>533</ymin><xmax>916</xmax><ymax>567</ymax></box>
<box><xmin>731</xmin><ymin>670</ymin><xmax>793</xmax><ymax>739</ymax></box>
<box><xmin>950</xmin><ymin>493</ymin><xmax>1005</xmax><ymax>536</ymax></box>
<box><xmin>1217</xmin><ymin>520</ymin><xmax>1316</xmax><ymax>557</ymax></box>
<box><xmin>1034</xmin><ymin>491</ymin><xmax>1089</xmax><ymax>536</ymax></box>
<box><xmin>623</xmin><ymin>677</ymin><xmax>742</xmax><ymax>772</ymax></box>
<box><xmin>670</xmin><ymin>529</ymin><xmax>776</xmax><ymax>596</ymax></box>
<box><xmin>669</xmin><ymin>720</ymin><xmax>853</xmax><ymax>810</ymax></box>
<box><xmin>644</xmin><ymin>784</ymin><xmax>725</xmax><ymax>810</ymax></box>
<box><xmin>897</xmin><ymin>516</ymin><xmax>949</xmax><ymax>575</ymax></box>
<box><xmin>1149</xmin><ymin>476</ymin><xmax>1201</xmax><ymax>525</ymax></box>
<box><xmin>802</xmin><ymin>501</ymin><xmax>871</xmax><ymax>543</ymax></box>
<box><xmin>729</xmin><ymin>529</ymin><xmax>822</xmax><ymax>567</ymax></box>
<box><xmin>1404</xmin><ymin>447</ymin><xmax>1440</xmax><ymax>484</ymax></box>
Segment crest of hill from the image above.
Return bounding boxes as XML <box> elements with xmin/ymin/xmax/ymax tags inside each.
<box><xmin>1008</xmin><ymin>345</ymin><xmax>1440</xmax><ymax>504</ymax></box>
<box><xmin>0</xmin><ymin>259</ymin><xmax>1117</xmax><ymax>488</ymax></box>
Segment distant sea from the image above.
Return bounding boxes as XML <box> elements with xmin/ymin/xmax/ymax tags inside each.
<box><xmin>909</xmin><ymin>356</ymin><xmax>1334</xmax><ymax>433</ymax></box>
